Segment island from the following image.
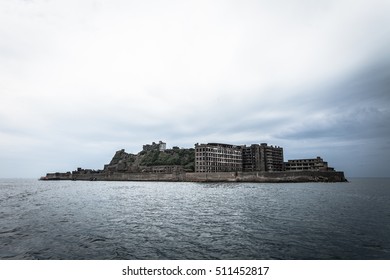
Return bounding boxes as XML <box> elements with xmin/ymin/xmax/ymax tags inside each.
<box><xmin>41</xmin><ymin>141</ymin><xmax>347</xmax><ymax>183</ymax></box>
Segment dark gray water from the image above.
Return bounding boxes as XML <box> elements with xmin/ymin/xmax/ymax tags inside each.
<box><xmin>0</xmin><ymin>178</ymin><xmax>389</xmax><ymax>259</ymax></box>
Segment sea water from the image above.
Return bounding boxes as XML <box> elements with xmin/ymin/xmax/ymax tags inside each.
<box><xmin>0</xmin><ymin>178</ymin><xmax>389</xmax><ymax>259</ymax></box>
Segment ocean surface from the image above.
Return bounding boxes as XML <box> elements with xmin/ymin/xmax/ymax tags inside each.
<box><xmin>0</xmin><ymin>178</ymin><xmax>389</xmax><ymax>260</ymax></box>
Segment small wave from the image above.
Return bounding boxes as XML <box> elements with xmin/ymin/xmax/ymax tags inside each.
<box><xmin>0</xmin><ymin>227</ymin><xmax>22</xmax><ymax>237</ymax></box>
<box><xmin>83</xmin><ymin>235</ymin><xmax>109</xmax><ymax>244</ymax></box>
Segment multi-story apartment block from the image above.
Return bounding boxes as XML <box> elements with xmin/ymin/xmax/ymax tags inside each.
<box><xmin>242</xmin><ymin>145</ymin><xmax>260</xmax><ymax>172</ymax></box>
<box><xmin>195</xmin><ymin>142</ymin><xmax>284</xmax><ymax>172</ymax></box>
<box><xmin>195</xmin><ymin>143</ymin><xmax>243</xmax><ymax>172</ymax></box>
<box><xmin>262</xmin><ymin>143</ymin><xmax>284</xmax><ymax>172</ymax></box>
<box><xmin>284</xmin><ymin>157</ymin><xmax>334</xmax><ymax>171</ymax></box>
<box><xmin>242</xmin><ymin>143</ymin><xmax>284</xmax><ymax>172</ymax></box>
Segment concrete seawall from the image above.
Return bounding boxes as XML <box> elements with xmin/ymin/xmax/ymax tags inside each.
<box><xmin>45</xmin><ymin>171</ymin><xmax>347</xmax><ymax>183</ymax></box>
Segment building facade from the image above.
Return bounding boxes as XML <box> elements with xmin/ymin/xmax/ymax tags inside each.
<box><xmin>284</xmin><ymin>157</ymin><xmax>334</xmax><ymax>171</ymax></box>
<box><xmin>242</xmin><ymin>143</ymin><xmax>284</xmax><ymax>172</ymax></box>
<box><xmin>195</xmin><ymin>143</ymin><xmax>243</xmax><ymax>172</ymax></box>
<box><xmin>242</xmin><ymin>145</ymin><xmax>260</xmax><ymax>172</ymax></box>
<box><xmin>195</xmin><ymin>142</ymin><xmax>284</xmax><ymax>172</ymax></box>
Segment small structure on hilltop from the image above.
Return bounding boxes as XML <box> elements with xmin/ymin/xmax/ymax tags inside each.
<box><xmin>142</xmin><ymin>141</ymin><xmax>166</xmax><ymax>152</ymax></box>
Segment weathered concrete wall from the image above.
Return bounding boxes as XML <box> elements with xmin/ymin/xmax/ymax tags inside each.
<box><xmin>43</xmin><ymin>172</ymin><xmax>72</xmax><ymax>180</ymax></box>
<box><xmin>65</xmin><ymin>170</ymin><xmax>346</xmax><ymax>183</ymax></box>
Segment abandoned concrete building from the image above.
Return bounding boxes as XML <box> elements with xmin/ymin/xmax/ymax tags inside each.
<box><xmin>284</xmin><ymin>157</ymin><xmax>335</xmax><ymax>171</ymax></box>
<box><xmin>242</xmin><ymin>143</ymin><xmax>284</xmax><ymax>172</ymax></box>
<box><xmin>195</xmin><ymin>143</ymin><xmax>243</xmax><ymax>172</ymax></box>
<box><xmin>195</xmin><ymin>142</ymin><xmax>284</xmax><ymax>173</ymax></box>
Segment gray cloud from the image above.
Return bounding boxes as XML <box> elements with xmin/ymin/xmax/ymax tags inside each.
<box><xmin>275</xmin><ymin>63</ymin><xmax>390</xmax><ymax>138</ymax></box>
<box><xmin>1</xmin><ymin>0</ymin><xmax>390</xmax><ymax>177</ymax></box>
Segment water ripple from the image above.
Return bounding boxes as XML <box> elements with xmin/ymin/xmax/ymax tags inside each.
<box><xmin>0</xmin><ymin>179</ymin><xmax>390</xmax><ymax>259</ymax></box>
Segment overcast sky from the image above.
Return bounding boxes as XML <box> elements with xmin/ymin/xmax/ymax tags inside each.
<box><xmin>1</xmin><ymin>0</ymin><xmax>389</xmax><ymax>178</ymax></box>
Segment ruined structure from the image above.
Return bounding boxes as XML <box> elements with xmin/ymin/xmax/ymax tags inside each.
<box><xmin>195</xmin><ymin>142</ymin><xmax>284</xmax><ymax>173</ymax></box>
<box><xmin>142</xmin><ymin>141</ymin><xmax>166</xmax><ymax>152</ymax></box>
<box><xmin>242</xmin><ymin>143</ymin><xmax>284</xmax><ymax>172</ymax></box>
<box><xmin>284</xmin><ymin>157</ymin><xmax>334</xmax><ymax>172</ymax></box>
<box><xmin>40</xmin><ymin>140</ymin><xmax>347</xmax><ymax>182</ymax></box>
<box><xmin>195</xmin><ymin>143</ymin><xmax>243</xmax><ymax>172</ymax></box>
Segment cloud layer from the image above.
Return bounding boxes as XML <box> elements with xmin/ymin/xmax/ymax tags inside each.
<box><xmin>1</xmin><ymin>0</ymin><xmax>390</xmax><ymax>177</ymax></box>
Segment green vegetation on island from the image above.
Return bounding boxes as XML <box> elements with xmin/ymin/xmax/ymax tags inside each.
<box><xmin>139</xmin><ymin>148</ymin><xmax>195</xmax><ymax>169</ymax></box>
<box><xmin>104</xmin><ymin>147</ymin><xmax>195</xmax><ymax>173</ymax></box>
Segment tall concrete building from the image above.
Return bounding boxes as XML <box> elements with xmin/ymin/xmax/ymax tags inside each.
<box><xmin>242</xmin><ymin>144</ymin><xmax>261</xmax><ymax>172</ymax></box>
<box><xmin>242</xmin><ymin>143</ymin><xmax>284</xmax><ymax>172</ymax></box>
<box><xmin>195</xmin><ymin>142</ymin><xmax>284</xmax><ymax>172</ymax></box>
